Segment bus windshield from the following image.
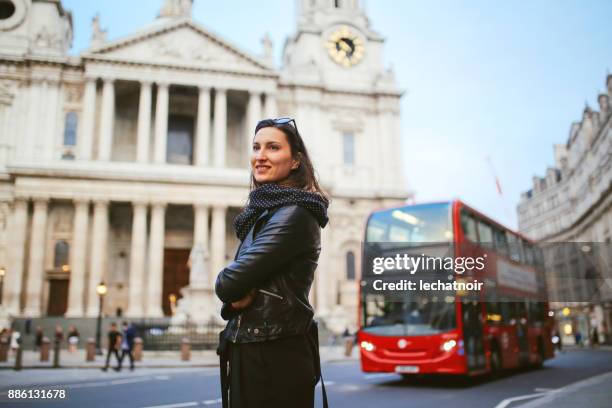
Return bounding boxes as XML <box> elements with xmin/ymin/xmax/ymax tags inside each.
<box><xmin>362</xmin><ymin>291</ymin><xmax>456</xmax><ymax>336</ymax></box>
<box><xmin>366</xmin><ymin>203</ymin><xmax>452</xmax><ymax>243</ymax></box>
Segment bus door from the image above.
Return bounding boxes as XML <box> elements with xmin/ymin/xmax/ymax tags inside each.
<box><xmin>515</xmin><ymin>301</ymin><xmax>530</xmax><ymax>364</ymax></box>
<box><xmin>462</xmin><ymin>300</ymin><xmax>486</xmax><ymax>371</ymax></box>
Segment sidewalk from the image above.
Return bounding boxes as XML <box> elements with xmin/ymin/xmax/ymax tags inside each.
<box><xmin>518</xmin><ymin>370</ymin><xmax>612</xmax><ymax>408</ymax></box>
<box><xmin>0</xmin><ymin>345</ymin><xmax>359</xmax><ymax>369</ymax></box>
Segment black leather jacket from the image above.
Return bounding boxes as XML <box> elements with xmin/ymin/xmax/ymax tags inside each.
<box><xmin>215</xmin><ymin>204</ymin><xmax>322</xmax><ymax>343</ymax></box>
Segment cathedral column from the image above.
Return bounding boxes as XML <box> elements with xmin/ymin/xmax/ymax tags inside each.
<box><xmin>213</xmin><ymin>88</ymin><xmax>227</xmax><ymax>167</ymax></box>
<box><xmin>146</xmin><ymin>202</ymin><xmax>166</xmax><ymax>317</ymax></box>
<box><xmin>66</xmin><ymin>199</ymin><xmax>90</xmax><ymax>317</ymax></box>
<box><xmin>98</xmin><ymin>78</ymin><xmax>115</xmax><ymax>161</ymax></box>
<box><xmin>195</xmin><ymin>86</ymin><xmax>211</xmax><ymax>166</ymax></box>
<box><xmin>79</xmin><ymin>78</ymin><xmax>96</xmax><ymax>160</ymax></box>
<box><xmin>246</xmin><ymin>91</ymin><xmax>263</xmax><ymax>164</ymax></box>
<box><xmin>264</xmin><ymin>92</ymin><xmax>278</xmax><ymax>119</ymax></box>
<box><xmin>136</xmin><ymin>81</ymin><xmax>152</xmax><ymax>163</ymax></box>
<box><xmin>4</xmin><ymin>199</ymin><xmax>28</xmax><ymax>315</ymax></box>
<box><xmin>154</xmin><ymin>82</ymin><xmax>169</xmax><ymax>164</ymax></box>
<box><xmin>127</xmin><ymin>202</ymin><xmax>148</xmax><ymax>317</ymax></box>
<box><xmin>193</xmin><ymin>204</ymin><xmax>209</xmax><ymax>247</ymax></box>
<box><xmin>85</xmin><ymin>200</ymin><xmax>109</xmax><ymax>317</ymax></box>
<box><xmin>210</xmin><ymin>205</ymin><xmax>226</xmax><ymax>287</ymax></box>
<box><xmin>23</xmin><ymin>198</ymin><xmax>49</xmax><ymax>316</ymax></box>
<box><xmin>193</xmin><ymin>204</ymin><xmax>210</xmax><ymax>286</ymax></box>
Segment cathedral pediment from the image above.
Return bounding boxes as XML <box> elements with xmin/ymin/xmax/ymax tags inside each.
<box><xmin>83</xmin><ymin>19</ymin><xmax>273</xmax><ymax>74</ymax></box>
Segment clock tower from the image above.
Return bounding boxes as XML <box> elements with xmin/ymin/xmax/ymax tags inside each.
<box><xmin>281</xmin><ymin>0</ymin><xmax>397</xmax><ymax>93</ymax></box>
<box><xmin>278</xmin><ymin>0</ymin><xmax>409</xmax><ymax>331</ymax></box>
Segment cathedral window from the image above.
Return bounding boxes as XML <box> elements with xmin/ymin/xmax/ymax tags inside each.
<box><xmin>167</xmin><ymin>115</ymin><xmax>194</xmax><ymax>165</ymax></box>
<box><xmin>54</xmin><ymin>240</ymin><xmax>70</xmax><ymax>270</ymax></box>
<box><xmin>63</xmin><ymin>112</ymin><xmax>78</xmax><ymax>146</ymax></box>
<box><xmin>346</xmin><ymin>250</ymin><xmax>355</xmax><ymax>280</ymax></box>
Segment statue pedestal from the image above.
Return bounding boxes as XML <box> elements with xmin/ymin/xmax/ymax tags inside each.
<box><xmin>170</xmin><ymin>285</ymin><xmax>223</xmax><ymax>326</ymax></box>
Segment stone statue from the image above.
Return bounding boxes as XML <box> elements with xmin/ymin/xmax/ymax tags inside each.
<box><xmin>159</xmin><ymin>0</ymin><xmax>193</xmax><ymax>18</ymax></box>
<box><xmin>188</xmin><ymin>243</ymin><xmax>209</xmax><ymax>287</ymax></box>
<box><xmin>261</xmin><ymin>32</ymin><xmax>273</xmax><ymax>59</ymax></box>
<box><xmin>90</xmin><ymin>13</ymin><xmax>107</xmax><ymax>48</ymax></box>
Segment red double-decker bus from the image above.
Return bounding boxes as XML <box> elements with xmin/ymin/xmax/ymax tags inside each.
<box><xmin>358</xmin><ymin>200</ymin><xmax>554</xmax><ymax>377</ymax></box>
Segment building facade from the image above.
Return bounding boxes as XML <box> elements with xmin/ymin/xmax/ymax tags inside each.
<box><xmin>517</xmin><ymin>75</ymin><xmax>612</xmax><ymax>343</ymax></box>
<box><xmin>0</xmin><ymin>0</ymin><xmax>410</xmax><ymax>331</ymax></box>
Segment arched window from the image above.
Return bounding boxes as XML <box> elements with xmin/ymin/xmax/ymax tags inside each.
<box><xmin>346</xmin><ymin>250</ymin><xmax>355</xmax><ymax>280</ymax></box>
<box><xmin>54</xmin><ymin>240</ymin><xmax>70</xmax><ymax>270</ymax></box>
<box><xmin>63</xmin><ymin>112</ymin><xmax>78</xmax><ymax>146</ymax></box>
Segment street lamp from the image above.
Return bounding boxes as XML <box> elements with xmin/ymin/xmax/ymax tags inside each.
<box><xmin>0</xmin><ymin>267</ymin><xmax>5</xmax><ymax>305</ymax></box>
<box><xmin>95</xmin><ymin>281</ymin><xmax>107</xmax><ymax>355</ymax></box>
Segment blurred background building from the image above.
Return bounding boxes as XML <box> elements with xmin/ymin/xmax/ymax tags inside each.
<box><xmin>0</xmin><ymin>0</ymin><xmax>410</xmax><ymax>331</ymax></box>
<box><xmin>517</xmin><ymin>75</ymin><xmax>612</xmax><ymax>344</ymax></box>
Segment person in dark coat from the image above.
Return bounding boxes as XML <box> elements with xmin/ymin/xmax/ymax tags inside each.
<box><xmin>34</xmin><ymin>326</ymin><xmax>44</xmax><ymax>351</ymax></box>
<box><xmin>118</xmin><ymin>321</ymin><xmax>136</xmax><ymax>371</ymax></box>
<box><xmin>102</xmin><ymin>322</ymin><xmax>122</xmax><ymax>371</ymax></box>
<box><xmin>215</xmin><ymin>118</ymin><xmax>329</xmax><ymax>408</ymax></box>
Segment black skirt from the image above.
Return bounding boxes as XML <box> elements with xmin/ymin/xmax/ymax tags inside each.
<box><xmin>228</xmin><ymin>335</ymin><xmax>316</xmax><ymax>408</ymax></box>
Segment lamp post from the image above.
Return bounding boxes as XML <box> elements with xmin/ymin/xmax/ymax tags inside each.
<box><xmin>0</xmin><ymin>267</ymin><xmax>5</xmax><ymax>305</ymax></box>
<box><xmin>95</xmin><ymin>281</ymin><xmax>107</xmax><ymax>355</ymax></box>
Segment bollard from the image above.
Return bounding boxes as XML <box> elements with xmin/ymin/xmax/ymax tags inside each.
<box><xmin>14</xmin><ymin>346</ymin><xmax>22</xmax><ymax>371</ymax></box>
<box><xmin>344</xmin><ymin>338</ymin><xmax>354</xmax><ymax>357</ymax></box>
<box><xmin>53</xmin><ymin>340</ymin><xmax>60</xmax><ymax>368</ymax></box>
<box><xmin>85</xmin><ymin>338</ymin><xmax>95</xmax><ymax>362</ymax></box>
<box><xmin>181</xmin><ymin>337</ymin><xmax>191</xmax><ymax>361</ymax></box>
<box><xmin>40</xmin><ymin>337</ymin><xmax>50</xmax><ymax>362</ymax></box>
<box><xmin>133</xmin><ymin>337</ymin><xmax>143</xmax><ymax>362</ymax></box>
<box><xmin>0</xmin><ymin>338</ymin><xmax>8</xmax><ymax>362</ymax></box>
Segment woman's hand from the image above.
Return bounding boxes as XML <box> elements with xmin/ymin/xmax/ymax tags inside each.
<box><xmin>231</xmin><ymin>289</ymin><xmax>257</xmax><ymax>310</ymax></box>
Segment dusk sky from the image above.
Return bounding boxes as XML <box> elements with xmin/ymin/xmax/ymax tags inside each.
<box><xmin>62</xmin><ymin>0</ymin><xmax>612</xmax><ymax>230</ymax></box>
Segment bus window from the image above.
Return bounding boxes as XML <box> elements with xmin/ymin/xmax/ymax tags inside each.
<box><xmin>523</xmin><ymin>241</ymin><xmax>535</xmax><ymax>266</ymax></box>
<box><xmin>461</xmin><ymin>211</ymin><xmax>478</xmax><ymax>242</ymax></box>
<box><xmin>486</xmin><ymin>302</ymin><xmax>502</xmax><ymax>324</ymax></box>
<box><xmin>528</xmin><ymin>302</ymin><xmax>545</xmax><ymax>325</ymax></box>
<box><xmin>500</xmin><ymin>302</ymin><xmax>511</xmax><ymax>324</ymax></box>
<box><xmin>366</xmin><ymin>203</ymin><xmax>452</xmax><ymax>243</ymax></box>
<box><xmin>493</xmin><ymin>227</ymin><xmax>509</xmax><ymax>257</ymax></box>
<box><xmin>477</xmin><ymin>221</ymin><xmax>493</xmax><ymax>243</ymax></box>
<box><xmin>507</xmin><ymin>233</ymin><xmax>523</xmax><ymax>263</ymax></box>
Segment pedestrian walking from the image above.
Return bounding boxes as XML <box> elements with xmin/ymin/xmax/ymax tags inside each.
<box><xmin>102</xmin><ymin>322</ymin><xmax>122</xmax><ymax>371</ymax></box>
<box><xmin>215</xmin><ymin>117</ymin><xmax>329</xmax><ymax>408</ymax></box>
<box><xmin>54</xmin><ymin>325</ymin><xmax>64</xmax><ymax>348</ymax></box>
<box><xmin>67</xmin><ymin>325</ymin><xmax>79</xmax><ymax>353</ymax></box>
<box><xmin>34</xmin><ymin>326</ymin><xmax>43</xmax><ymax>351</ymax></box>
<box><xmin>117</xmin><ymin>321</ymin><xmax>136</xmax><ymax>371</ymax></box>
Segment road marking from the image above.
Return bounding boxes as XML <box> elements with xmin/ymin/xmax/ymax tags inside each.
<box><xmin>363</xmin><ymin>373</ymin><xmax>398</xmax><ymax>381</ymax></box>
<box><xmin>316</xmin><ymin>380</ymin><xmax>335</xmax><ymax>387</ymax></box>
<box><xmin>140</xmin><ymin>402</ymin><xmax>199</xmax><ymax>408</ymax></box>
<box><xmin>155</xmin><ymin>375</ymin><xmax>171</xmax><ymax>380</ymax></box>
<box><xmin>203</xmin><ymin>398</ymin><xmax>222</xmax><ymax>405</ymax></box>
<box><xmin>493</xmin><ymin>392</ymin><xmax>550</xmax><ymax>408</ymax></box>
<box><xmin>110</xmin><ymin>377</ymin><xmax>150</xmax><ymax>385</ymax></box>
<box><xmin>534</xmin><ymin>388</ymin><xmax>556</xmax><ymax>392</ymax></box>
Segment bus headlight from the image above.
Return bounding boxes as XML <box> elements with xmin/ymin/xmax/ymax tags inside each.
<box><xmin>360</xmin><ymin>341</ymin><xmax>375</xmax><ymax>352</ymax></box>
<box><xmin>441</xmin><ymin>339</ymin><xmax>457</xmax><ymax>352</ymax></box>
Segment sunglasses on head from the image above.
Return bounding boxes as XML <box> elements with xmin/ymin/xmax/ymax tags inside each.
<box><xmin>255</xmin><ymin>117</ymin><xmax>299</xmax><ymax>134</ymax></box>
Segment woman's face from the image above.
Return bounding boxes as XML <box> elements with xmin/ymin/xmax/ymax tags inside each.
<box><xmin>251</xmin><ymin>126</ymin><xmax>298</xmax><ymax>184</ymax></box>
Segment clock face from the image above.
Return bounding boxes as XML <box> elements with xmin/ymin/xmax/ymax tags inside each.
<box><xmin>326</xmin><ymin>26</ymin><xmax>365</xmax><ymax>67</ymax></box>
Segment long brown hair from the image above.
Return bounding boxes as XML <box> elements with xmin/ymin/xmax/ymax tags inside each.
<box><xmin>250</xmin><ymin>119</ymin><xmax>329</xmax><ymax>204</ymax></box>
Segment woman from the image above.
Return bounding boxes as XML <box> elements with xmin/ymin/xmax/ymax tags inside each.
<box><xmin>215</xmin><ymin>117</ymin><xmax>329</xmax><ymax>408</ymax></box>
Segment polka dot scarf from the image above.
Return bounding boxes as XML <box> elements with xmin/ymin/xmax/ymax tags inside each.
<box><xmin>233</xmin><ymin>183</ymin><xmax>329</xmax><ymax>241</ymax></box>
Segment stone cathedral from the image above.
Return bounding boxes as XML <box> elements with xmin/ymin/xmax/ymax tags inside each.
<box><xmin>0</xmin><ymin>0</ymin><xmax>409</xmax><ymax>331</ymax></box>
